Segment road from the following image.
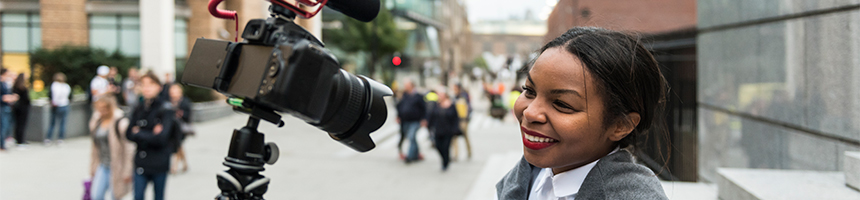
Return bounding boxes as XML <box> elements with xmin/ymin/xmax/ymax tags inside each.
<box><xmin>0</xmin><ymin>102</ymin><xmax>524</xmax><ymax>200</ymax></box>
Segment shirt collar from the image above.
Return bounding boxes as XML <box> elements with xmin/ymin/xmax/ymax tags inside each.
<box><xmin>548</xmin><ymin>147</ymin><xmax>622</xmax><ymax>198</ymax></box>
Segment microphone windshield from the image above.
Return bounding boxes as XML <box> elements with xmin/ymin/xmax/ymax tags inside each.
<box><xmin>326</xmin><ymin>0</ymin><xmax>380</xmax><ymax>22</ymax></box>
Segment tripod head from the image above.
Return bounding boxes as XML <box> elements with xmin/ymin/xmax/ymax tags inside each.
<box><xmin>216</xmin><ymin>99</ymin><xmax>281</xmax><ymax>200</ymax></box>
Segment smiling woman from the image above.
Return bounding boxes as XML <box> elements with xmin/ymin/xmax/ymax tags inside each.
<box><xmin>496</xmin><ymin>27</ymin><xmax>669</xmax><ymax>200</ymax></box>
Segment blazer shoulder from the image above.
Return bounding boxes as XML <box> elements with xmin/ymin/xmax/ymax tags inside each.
<box><xmin>577</xmin><ymin>150</ymin><xmax>668</xmax><ymax>200</ymax></box>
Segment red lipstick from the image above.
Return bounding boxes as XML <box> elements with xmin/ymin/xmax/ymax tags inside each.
<box><xmin>520</xmin><ymin>126</ymin><xmax>558</xmax><ymax>150</ymax></box>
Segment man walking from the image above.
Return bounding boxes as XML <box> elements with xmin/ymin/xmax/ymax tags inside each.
<box><xmin>396</xmin><ymin>79</ymin><xmax>426</xmax><ymax>163</ymax></box>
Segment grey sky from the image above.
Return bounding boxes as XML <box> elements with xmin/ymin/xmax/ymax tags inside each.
<box><xmin>464</xmin><ymin>0</ymin><xmax>555</xmax><ymax>22</ymax></box>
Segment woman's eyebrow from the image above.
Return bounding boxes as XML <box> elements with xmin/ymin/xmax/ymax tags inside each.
<box><xmin>527</xmin><ymin>73</ymin><xmax>583</xmax><ymax>98</ymax></box>
<box><xmin>549</xmin><ymin>89</ymin><xmax>583</xmax><ymax>98</ymax></box>
<box><xmin>527</xmin><ymin>73</ymin><xmax>535</xmax><ymax>86</ymax></box>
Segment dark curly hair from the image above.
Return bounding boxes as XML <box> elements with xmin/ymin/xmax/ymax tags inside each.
<box><xmin>537</xmin><ymin>27</ymin><xmax>668</xmax><ymax>149</ymax></box>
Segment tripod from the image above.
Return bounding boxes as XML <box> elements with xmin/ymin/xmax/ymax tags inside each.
<box><xmin>215</xmin><ymin>99</ymin><xmax>284</xmax><ymax>200</ymax></box>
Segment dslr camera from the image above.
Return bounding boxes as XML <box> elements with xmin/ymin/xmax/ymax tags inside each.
<box><xmin>182</xmin><ymin>0</ymin><xmax>390</xmax><ymax>152</ymax></box>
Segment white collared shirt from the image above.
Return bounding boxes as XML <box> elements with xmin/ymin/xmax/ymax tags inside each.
<box><xmin>528</xmin><ymin>147</ymin><xmax>620</xmax><ymax>200</ymax></box>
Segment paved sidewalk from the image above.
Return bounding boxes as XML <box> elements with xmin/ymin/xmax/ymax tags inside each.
<box><xmin>0</xmin><ymin>106</ymin><xmax>523</xmax><ymax>200</ymax></box>
<box><xmin>0</xmin><ymin>100</ymin><xmax>715</xmax><ymax>199</ymax></box>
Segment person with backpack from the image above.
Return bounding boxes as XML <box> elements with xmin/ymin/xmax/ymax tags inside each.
<box><xmin>126</xmin><ymin>72</ymin><xmax>175</xmax><ymax>200</ymax></box>
<box><xmin>88</xmin><ymin>96</ymin><xmax>134</xmax><ymax>200</ymax></box>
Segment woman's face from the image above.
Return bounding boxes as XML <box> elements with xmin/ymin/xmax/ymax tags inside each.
<box><xmin>169</xmin><ymin>85</ymin><xmax>183</xmax><ymax>101</ymax></box>
<box><xmin>140</xmin><ymin>77</ymin><xmax>162</xmax><ymax>99</ymax></box>
<box><xmin>514</xmin><ymin>47</ymin><xmax>619</xmax><ymax>174</ymax></box>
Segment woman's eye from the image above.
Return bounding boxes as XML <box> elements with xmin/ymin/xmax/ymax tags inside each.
<box><xmin>553</xmin><ymin>101</ymin><xmax>576</xmax><ymax>113</ymax></box>
<box><xmin>522</xmin><ymin>86</ymin><xmax>536</xmax><ymax>98</ymax></box>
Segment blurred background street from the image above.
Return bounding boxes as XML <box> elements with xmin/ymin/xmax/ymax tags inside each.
<box><xmin>2</xmin><ymin>0</ymin><xmax>860</xmax><ymax>199</ymax></box>
<box><xmin>1</xmin><ymin>98</ymin><xmax>527</xmax><ymax>200</ymax></box>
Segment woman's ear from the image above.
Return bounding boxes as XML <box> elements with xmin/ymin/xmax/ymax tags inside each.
<box><xmin>609</xmin><ymin>112</ymin><xmax>640</xmax><ymax>141</ymax></box>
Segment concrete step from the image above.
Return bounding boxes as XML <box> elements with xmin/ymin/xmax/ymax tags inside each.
<box><xmin>661</xmin><ymin>181</ymin><xmax>717</xmax><ymax>200</ymax></box>
<box><xmin>717</xmin><ymin>168</ymin><xmax>860</xmax><ymax>200</ymax></box>
<box><xmin>846</xmin><ymin>151</ymin><xmax>860</xmax><ymax>191</ymax></box>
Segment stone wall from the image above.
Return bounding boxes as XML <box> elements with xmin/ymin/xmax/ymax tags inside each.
<box><xmin>24</xmin><ymin>99</ymin><xmax>234</xmax><ymax>142</ymax></box>
<box><xmin>697</xmin><ymin>0</ymin><xmax>860</xmax><ymax>182</ymax></box>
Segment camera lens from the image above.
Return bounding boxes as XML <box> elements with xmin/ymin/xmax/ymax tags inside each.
<box><xmin>313</xmin><ymin>70</ymin><xmax>391</xmax><ymax>152</ymax></box>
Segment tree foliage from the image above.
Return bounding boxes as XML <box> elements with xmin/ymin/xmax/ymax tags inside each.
<box><xmin>323</xmin><ymin>2</ymin><xmax>407</xmax><ymax>82</ymax></box>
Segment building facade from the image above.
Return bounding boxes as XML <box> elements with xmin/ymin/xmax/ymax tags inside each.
<box><xmin>697</xmin><ymin>1</ymin><xmax>860</xmax><ymax>182</ymax></box>
<box><xmin>0</xmin><ymin>0</ymin><xmax>270</xmax><ymax>83</ymax></box>
<box><xmin>545</xmin><ymin>0</ymin><xmax>696</xmax><ymax>41</ymax></box>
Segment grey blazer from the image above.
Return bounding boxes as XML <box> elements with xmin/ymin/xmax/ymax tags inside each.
<box><xmin>496</xmin><ymin>149</ymin><xmax>668</xmax><ymax>200</ymax></box>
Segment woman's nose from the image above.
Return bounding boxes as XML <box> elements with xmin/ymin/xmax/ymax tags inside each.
<box><xmin>522</xmin><ymin>100</ymin><xmax>547</xmax><ymax>124</ymax></box>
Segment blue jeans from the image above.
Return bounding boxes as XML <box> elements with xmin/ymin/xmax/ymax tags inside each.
<box><xmin>0</xmin><ymin>106</ymin><xmax>12</xmax><ymax>149</ymax></box>
<box><xmin>46</xmin><ymin>106</ymin><xmax>69</xmax><ymax>140</ymax></box>
<box><xmin>402</xmin><ymin>121</ymin><xmax>421</xmax><ymax>161</ymax></box>
<box><xmin>90</xmin><ymin>164</ymin><xmax>112</xmax><ymax>200</ymax></box>
<box><xmin>133</xmin><ymin>172</ymin><xmax>167</xmax><ymax>200</ymax></box>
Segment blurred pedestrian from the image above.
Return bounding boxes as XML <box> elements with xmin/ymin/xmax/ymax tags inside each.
<box><xmin>451</xmin><ymin>83</ymin><xmax>472</xmax><ymax>160</ymax></box>
<box><xmin>126</xmin><ymin>72</ymin><xmax>176</xmax><ymax>200</ymax></box>
<box><xmin>0</xmin><ymin>68</ymin><xmax>20</xmax><ymax>151</ymax></box>
<box><xmin>168</xmin><ymin>83</ymin><xmax>191</xmax><ymax>173</ymax></box>
<box><xmin>91</xmin><ymin>65</ymin><xmax>112</xmax><ymax>102</ymax></box>
<box><xmin>108</xmin><ymin>66</ymin><xmax>121</xmax><ymax>94</ymax></box>
<box><xmin>496</xmin><ymin>27</ymin><xmax>668</xmax><ymax>199</ymax></box>
<box><xmin>427</xmin><ymin>88</ymin><xmax>460</xmax><ymax>171</ymax></box>
<box><xmin>157</xmin><ymin>72</ymin><xmax>173</xmax><ymax>102</ymax></box>
<box><xmin>395</xmin><ymin>79</ymin><xmax>426</xmax><ymax>162</ymax></box>
<box><xmin>122</xmin><ymin>68</ymin><xmax>140</xmax><ymax>108</ymax></box>
<box><xmin>46</xmin><ymin>72</ymin><xmax>72</xmax><ymax>145</ymax></box>
<box><xmin>12</xmin><ymin>73</ymin><xmax>31</xmax><ymax>147</ymax></box>
<box><xmin>88</xmin><ymin>96</ymin><xmax>134</xmax><ymax>200</ymax></box>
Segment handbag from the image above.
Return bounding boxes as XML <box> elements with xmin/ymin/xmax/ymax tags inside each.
<box><xmin>82</xmin><ymin>179</ymin><xmax>92</xmax><ymax>200</ymax></box>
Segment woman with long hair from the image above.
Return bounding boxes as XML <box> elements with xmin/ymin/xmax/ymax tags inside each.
<box><xmin>88</xmin><ymin>96</ymin><xmax>134</xmax><ymax>200</ymax></box>
<box><xmin>496</xmin><ymin>27</ymin><xmax>669</xmax><ymax>199</ymax></box>
<box><xmin>11</xmin><ymin>73</ymin><xmax>30</xmax><ymax>146</ymax></box>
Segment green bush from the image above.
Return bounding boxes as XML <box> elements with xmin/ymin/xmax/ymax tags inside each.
<box><xmin>30</xmin><ymin>45</ymin><xmax>135</xmax><ymax>92</ymax></box>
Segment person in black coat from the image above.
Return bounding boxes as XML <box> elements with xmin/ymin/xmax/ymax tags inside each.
<box><xmin>126</xmin><ymin>72</ymin><xmax>175</xmax><ymax>200</ymax></box>
<box><xmin>12</xmin><ymin>73</ymin><xmax>30</xmax><ymax>145</ymax></box>
<box><xmin>427</xmin><ymin>89</ymin><xmax>460</xmax><ymax>171</ymax></box>
<box><xmin>396</xmin><ymin>79</ymin><xmax>427</xmax><ymax>162</ymax></box>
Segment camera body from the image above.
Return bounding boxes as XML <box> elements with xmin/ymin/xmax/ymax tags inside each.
<box><xmin>183</xmin><ymin>11</ymin><xmax>391</xmax><ymax>152</ymax></box>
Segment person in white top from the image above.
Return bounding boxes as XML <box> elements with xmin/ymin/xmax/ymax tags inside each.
<box><xmin>497</xmin><ymin>27</ymin><xmax>668</xmax><ymax>200</ymax></box>
<box><xmin>122</xmin><ymin>68</ymin><xmax>140</xmax><ymax>108</ymax></box>
<box><xmin>91</xmin><ymin>65</ymin><xmax>112</xmax><ymax>102</ymax></box>
<box><xmin>46</xmin><ymin>72</ymin><xmax>72</xmax><ymax>145</ymax></box>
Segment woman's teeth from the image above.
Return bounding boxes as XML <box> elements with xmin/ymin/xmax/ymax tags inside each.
<box><xmin>525</xmin><ymin>134</ymin><xmax>557</xmax><ymax>143</ymax></box>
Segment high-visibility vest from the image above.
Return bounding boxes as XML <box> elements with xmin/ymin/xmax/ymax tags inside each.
<box><xmin>425</xmin><ymin>92</ymin><xmax>438</xmax><ymax>102</ymax></box>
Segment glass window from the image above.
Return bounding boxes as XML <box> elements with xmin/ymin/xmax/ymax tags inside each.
<box><xmin>89</xmin><ymin>28</ymin><xmax>119</xmax><ymax>52</ymax></box>
<box><xmin>1</xmin><ymin>13</ymin><xmax>41</xmax><ymax>53</ymax></box>
<box><xmin>175</xmin><ymin>18</ymin><xmax>188</xmax><ymax>58</ymax></box>
<box><xmin>89</xmin><ymin>14</ymin><xmax>141</xmax><ymax>57</ymax></box>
